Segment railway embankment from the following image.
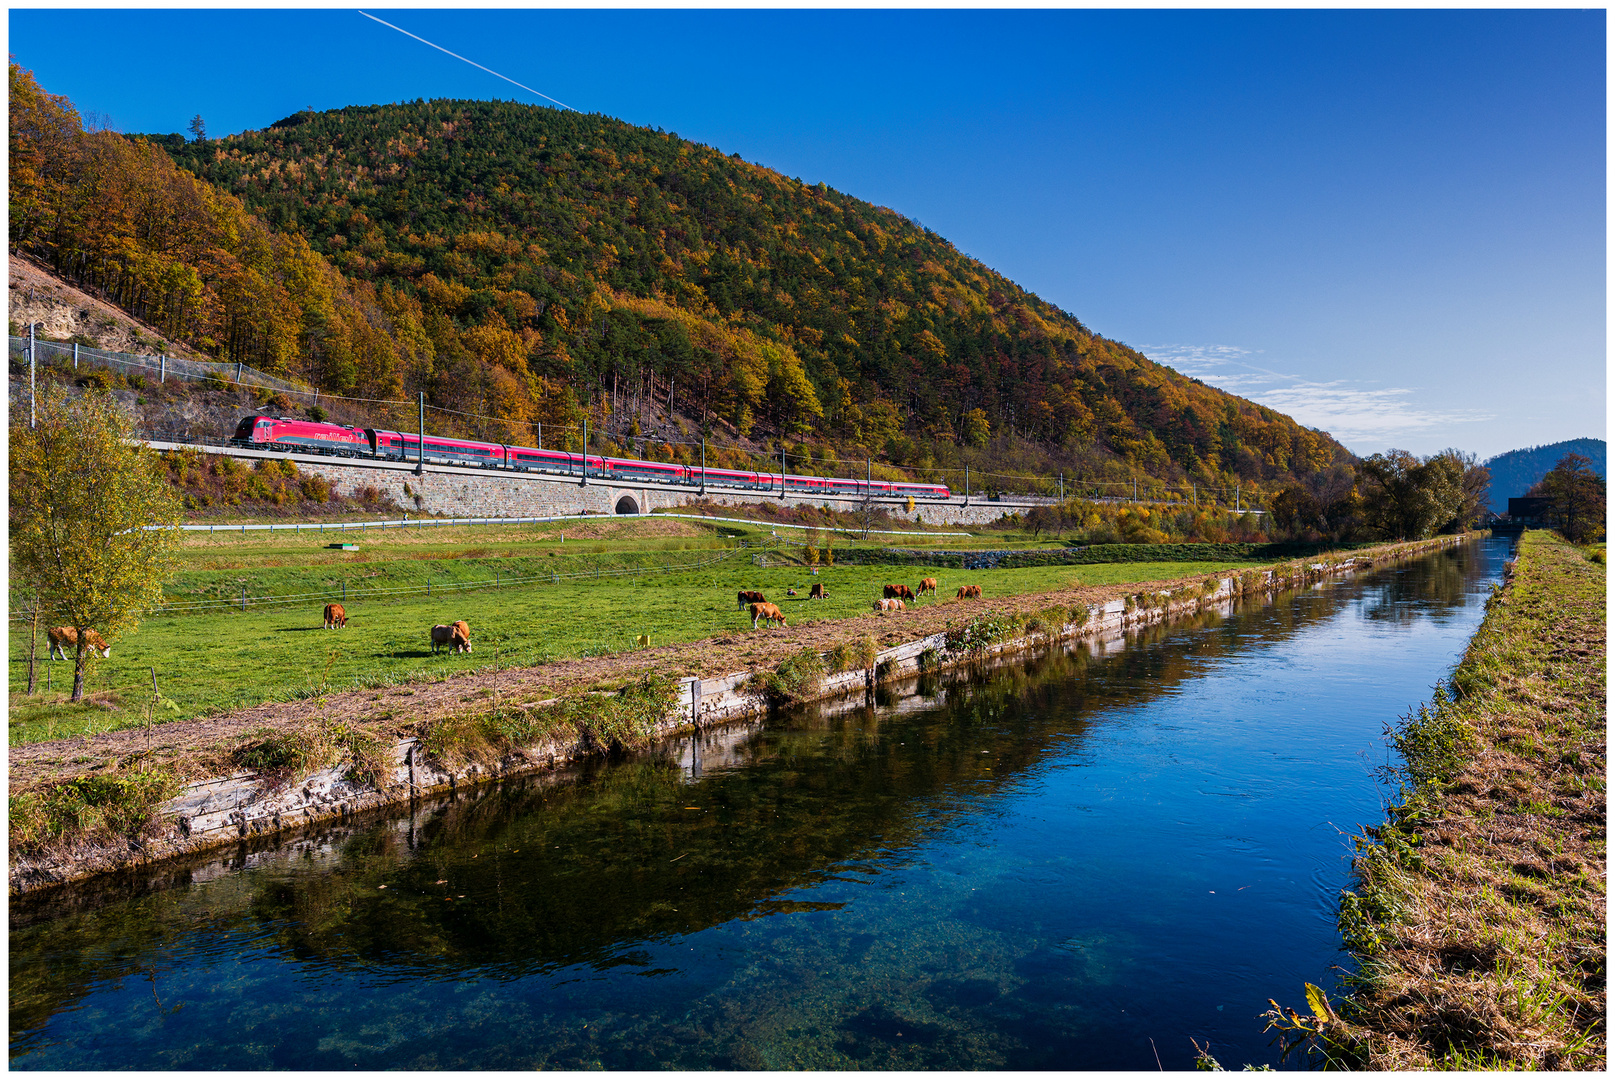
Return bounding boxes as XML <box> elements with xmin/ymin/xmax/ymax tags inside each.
<box><xmin>9</xmin><ymin>535</ymin><xmax>1470</xmax><ymax>896</ymax></box>
<box><xmin>1272</xmin><ymin>530</ymin><xmax>1605</xmax><ymax>1069</ymax></box>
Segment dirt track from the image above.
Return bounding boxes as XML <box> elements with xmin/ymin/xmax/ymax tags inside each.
<box><xmin>9</xmin><ymin>576</ymin><xmax>1170</xmax><ymax>790</ymax></box>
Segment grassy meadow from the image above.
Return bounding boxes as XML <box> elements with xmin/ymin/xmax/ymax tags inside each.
<box><xmin>9</xmin><ymin>515</ymin><xmax>1251</xmax><ymax>746</ymax></box>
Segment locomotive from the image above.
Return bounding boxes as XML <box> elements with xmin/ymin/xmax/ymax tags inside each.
<box><xmin>229</xmin><ymin>415</ymin><xmax>952</xmax><ymax>498</ymax></box>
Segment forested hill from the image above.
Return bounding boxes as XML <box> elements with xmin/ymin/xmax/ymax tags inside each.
<box><xmin>16</xmin><ymin>68</ymin><xmax>1348</xmax><ymax>491</ymax></box>
<box><xmin>1484</xmin><ymin>438</ymin><xmax>1605</xmax><ymax>513</ymax></box>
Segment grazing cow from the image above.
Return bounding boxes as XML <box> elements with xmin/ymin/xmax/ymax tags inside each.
<box><xmin>956</xmin><ymin>584</ymin><xmax>982</xmax><ymax>599</ymax></box>
<box><xmin>917</xmin><ymin>578</ymin><xmax>938</xmax><ymax>597</ymax></box>
<box><xmin>737</xmin><ymin>590</ymin><xmax>766</xmax><ymax>611</ymax></box>
<box><xmin>47</xmin><ymin>627</ymin><xmax>110</xmax><ymax>661</ymax></box>
<box><xmin>430</xmin><ymin>623</ymin><xmax>471</xmax><ymax>654</ymax></box>
<box><xmin>750</xmin><ymin>602</ymin><xmax>788</xmax><ymax>629</ymax></box>
<box><xmin>872</xmin><ymin>598</ymin><xmax>905</xmax><ymax>613</ymax></box>
<box><xmin>323</xmin><ymin>603</ymin><xmax>347</xmax><ymax>629</ymax></box>
<box><xmin>883</xmin><ymin>584</ymin><xmax>914</xmax><ymax>600</ymax></box>
<box><xmin>809</xmin><ymin>583</ymin><xmax>828</xmax><ymax>600</ymax></box>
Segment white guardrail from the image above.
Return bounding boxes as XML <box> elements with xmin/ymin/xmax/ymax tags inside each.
<box><xmin>159</xmin><ymin>512</ymin><xmax>975</xmax><ymax>538</ymax></box>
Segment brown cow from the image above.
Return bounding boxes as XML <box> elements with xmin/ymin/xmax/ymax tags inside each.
<box><xmin>956</xmin><ymin>584</ymin><xmax>982</xmax><ymax>599</ymax></box>
<box><xmin>323</xmin><ymin>603</ymin><xmax>347</xmax><ymax>629</ymax></box>
<box><xmin>809</xmin><ymin>583</ymin><xmax>828</xmax><ymax>600</ymax></box>
<box><xmin>883</xmin><ymin>584</ymin><xmax>915</xmax><ymax>600</ymax></box>
<box><xmin>47</xmin><ymin>627</ymin><xmax>110</xmax><ymax>661</ymax></box>
<box><xmin>737</xmin><ymin>590</ymin><xmax>766</xmax><ymax>611</ymax></box>
<box><xmin>750</xmin><ymin>602</ymin><xmax>788</xmax><ymax>629</ymax></box>
<box><xmin>917</xmin><ymin>578</ymin><xmax>938</xmax><ymax>597</ymax></box>
<box><xmin>430</xmin><ymin>623</ymin><xmax>472</xmax><ymax>654</ymax></box>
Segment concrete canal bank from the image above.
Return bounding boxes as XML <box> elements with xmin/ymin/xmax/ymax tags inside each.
<box><xmin>9</xmin><ymin>536</ymin><xmax>1470</xmax><ymax>895</ymax></box>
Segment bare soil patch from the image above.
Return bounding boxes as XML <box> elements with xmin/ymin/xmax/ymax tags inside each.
<box><xmin>8</xmin><ymin>253</ymin><xmax>208</xmax><ymax>359</ymax></box>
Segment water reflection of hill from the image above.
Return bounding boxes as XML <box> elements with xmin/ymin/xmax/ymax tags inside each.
<box><xmin>10</xmin><ymin>541</ymin><xmax>1499</xmax><ymax>1047</ymax></box>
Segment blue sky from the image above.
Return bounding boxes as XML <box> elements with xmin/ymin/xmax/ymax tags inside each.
<box><xmin>9</xmin><ymin>8</ymin><xmax>1605</xmax><ymax>459</ymax></box>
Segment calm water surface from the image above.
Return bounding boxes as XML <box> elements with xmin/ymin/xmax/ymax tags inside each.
<box><xmin>10</xmin><ymin>539</ymin><xmax>1511</xmax><ymax>1070</ymax></box>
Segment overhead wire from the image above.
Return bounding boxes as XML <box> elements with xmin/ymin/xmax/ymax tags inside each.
<box><xmin>357</xmin><ymin>11</ymin><xmax>578</xmax><ymax>112</ymax></box>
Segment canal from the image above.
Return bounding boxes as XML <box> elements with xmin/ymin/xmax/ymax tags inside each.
<box><xmin>9</xmin><ymin>538</ymin><xmax>1512</xmax><ymax>1069</ymax></box>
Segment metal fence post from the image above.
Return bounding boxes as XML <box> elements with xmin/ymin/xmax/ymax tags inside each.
<box><xmin>28</xmin><ymin>323</ymin><xmax>36</xmax><ymax>429</ymax></box>
<box><xmin>159</xmin><ymin>355</ymin><xmax>166</xmax><ymax>383</ymax></box>
<box><xmin>73</xmin><ymin>342</ymin><xmax>79</xmax><ymax>371</ymax></box>
<box><xmin>235</xmin><ymin>361</ymin><xmax>243</xmax><ymax>383</ymax></box>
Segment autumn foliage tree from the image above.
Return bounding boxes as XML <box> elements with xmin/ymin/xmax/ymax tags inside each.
<box><xmin>10</xmin><ymin>387</ymin><xmax>182</xmax><ymax>702</ymax></box>
<box><xmin>1358</xmin><ymin>450</ymin><xmax>1466</xmax><ymax>541</ymax></box>
<box><xmin>8</xmin><ymin>62</ymin><xmax>404</xmax><ymax>406</ymax></box>
<box><xmin>1526</xmin><ymin>453</ymin><xmax>1605</xmax><ymax>544</ymax></box>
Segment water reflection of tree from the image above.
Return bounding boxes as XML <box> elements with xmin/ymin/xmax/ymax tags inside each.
<box><xmin>9</xmin><ymin>543</ymin><xmax>1503</xmax><ymax>1043</ymax></box>
<box><xmin>1356</xmin><ymin>543</ymin><xmax>1497</xmax><ymax>624</ymax></box>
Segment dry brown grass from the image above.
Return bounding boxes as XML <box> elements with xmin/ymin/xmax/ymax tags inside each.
<box><xmin>1275</xmin><ymin>531</ymin><xmax>1605</xmax><ymax>1069</ymax></box>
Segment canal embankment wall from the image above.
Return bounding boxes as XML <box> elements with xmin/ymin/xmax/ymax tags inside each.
<box><xmin>8</xmin><ymin>535</ymin><xmax>1472</xmax><ymax>895</ymax></box>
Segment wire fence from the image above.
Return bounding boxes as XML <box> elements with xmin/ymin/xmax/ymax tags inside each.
<box><xmin>9</xmin><ymin>540</ymin><xmax>772</xmax><ymax>624</ymax></box>
<box><xmin>10</xmin><ymin>335</ymin><xmax>314</xmax><ymax>396</ymax></box>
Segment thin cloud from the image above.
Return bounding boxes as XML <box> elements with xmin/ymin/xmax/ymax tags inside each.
<box><xmin>1142</xmin><ymin>343</ymin><xmax>1495</xmax><ymax>444</ymax></box>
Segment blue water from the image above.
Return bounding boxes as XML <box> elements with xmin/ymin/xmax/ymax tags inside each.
<box><xmin>9</xmin><ymin>539</ymin><xmax>1511</xmax><ymax>1069</ymax></box>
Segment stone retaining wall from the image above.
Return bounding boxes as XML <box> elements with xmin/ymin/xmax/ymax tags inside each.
<box><xmin>148</xmin><ymin>439</ymin><xmax>1039</xmax><ymax>526</ymax></box>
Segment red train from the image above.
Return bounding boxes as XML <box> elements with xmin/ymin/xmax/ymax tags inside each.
<box><xmin>229</xmin><ymin>415</ymin><xmax>952</xmax><ymax>498</ymax></box>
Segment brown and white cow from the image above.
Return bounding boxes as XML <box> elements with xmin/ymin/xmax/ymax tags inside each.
<box><xmin>750</xmin><ymin>602</ymin><xmax>788</xmax><ymax>629</ymax></box>
<box><xmin>47</xmin><ymin>627</ymin><xmax>110</xmax><ymax>661</ymax></box>
<box><xmin>430</xmin><ymin>623</ymin><xmax>472</xmax><ymax>654</ymax></box>
<box><xmin>917</xmin><ymin>578</ymin><xmax>938</xmax><ymax>597</ymax></box>
<box><xmin>809</xmin><ymin>583</ymin><xmax>828</xmax><ymax>600</ymax></box>
<box><xmin>872</xmin><ymin>598</ymin><xmax>905</xmax><ymax>613</ymax></box>
<box><xmin>737</xmin><ymin>590</ymin><xmax>766</xmax><ymax>611</ymax></box>
<box><xmin>323</xmin><ymin>603</ymin><xmax>347</xmax><ymax>629</ymax></box>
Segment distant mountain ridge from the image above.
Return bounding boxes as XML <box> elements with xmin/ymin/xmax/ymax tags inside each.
<box><xmin>1484</xmin><ymin>438</ymin><xmax>1605</xmax><ymax>513</ymax></box>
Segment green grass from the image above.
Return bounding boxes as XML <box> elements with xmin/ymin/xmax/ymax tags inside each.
<box><xmin>9</xmin><ymin>544</ymin><xmax>1243</xmax><ymax>746</ymax></box>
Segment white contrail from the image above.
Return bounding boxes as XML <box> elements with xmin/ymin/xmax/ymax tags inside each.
<box><xmin>357</xmin><ymin>10</ymin><xmax>578</xmax><ymax>112</ymax></box>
